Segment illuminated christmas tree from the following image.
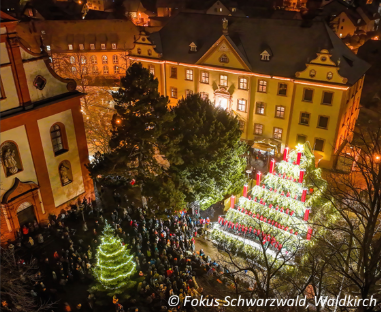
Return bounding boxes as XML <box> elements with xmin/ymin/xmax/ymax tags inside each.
<box><xmin>92</xmin><ymin>222</ymin><xmax>136</xmax><ymax>295</ymax></box>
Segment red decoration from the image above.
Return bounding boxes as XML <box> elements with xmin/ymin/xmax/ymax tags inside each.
<box><xmin>243</xmin><ymin>184</ymin><xmax>248</xmax><ymax>198</ymax></box>
<box><xmin>269</xmin><ymin>204</ymin><xmax>273</xmax><ymax>208</ymax></box>
<box><xmin>296</xmin><ymin>152</ymin><xmax>302</xmax><ymax>165</ymax></box>
<box><xmin>230</xmin><ymin>195</ymin><xmax>235</xmax><ymax>208</ymax></box>
<box><xmin>299</xmin><ymin>169</ymin><xmax>305</xmax><ymax>183</ymax></box>
<box><xmin>301</xmin><ymin>189</ymin><xmax>307</xmax><ymax>202</ymax></box>
<box><xmin>286</xmin><ymin>192</ymin><xmax>290</xmax><ymax>197</ymax></box>
<box><xmin>306</xmin><ymin>228</ymin><xmax>313</xmax><ymax>240</ymax></box>
<box><xmin>280</xmin><ymin>207</ymin><xmax>284</xmax><ymax>212</ymax></box>
<box><xmin>254</xmin><ymin>197</ymin><xmax>257</xmax><ymax>202</ymax></box>
<box><xmin>286</xmin><ymin>208</ymin><xmax>289</xmax><ymax>214</ymax></box>
<box><xmin>269</xmin><ymin>158</ymin><xmax>276</xmax><ymax>174</ymax></box>
<box><xmin>283</xmin><ymin>147</ymin><xmax>289</xmax><ymax>161</ymax></box>
<box><xmin>281</xmin><ymin>191</ymin><xmax>285</xmax><ymax>196</ymax></box>
<box><xmin>262</xmin><ymin>185</ymin><xmax>266</xmax><ymax>189</ymax></box>
<box><xmin>304</xmin><ymin>208</ymin><xmax>310</xmax><ymax>221</ymax></box>
<box><xmin>295</xmin><ymin>231</ymin><xmax>298</xmax><ymax>235</ymax></box>
<box><xmin>130</xmin><ymin>179</ymin><xmax>136</xmax><ymax>185</ymax></box>
<box><xmin>309</xmin><ymin>188</ymin><xmax>314</xmax><ymax>194</ymax></box>
<box><xmin>290</xmin><ymin>229</ymin><xmax>293</xmax><ymax>234</ymax></box>
<box><xmin>290</xmin><ymin>211</ymin><xmax>294</xmax><ymax>216</ymax></box>
<box><xmin>256</xmin><ymin>172</ymin><xmax>262</xmax><ymax>186</ymax></box>
<box><xmin>248</xmin><ymin>196</ymin><xmax>251</xmax><ymax>200</ymax></box>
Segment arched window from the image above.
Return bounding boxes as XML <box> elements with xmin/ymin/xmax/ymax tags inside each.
<box><xmin>112</xmin><ymin>55</ymin><xmax>118</xmax><ymax>64</ymax></box>
<box><xmin>80</xmin><ymin>56</ymin><xmax>86</xmax><ymax>64</ymax></box>
<box><xmin>148</xmin><ymin>49</ymin><xmax>152</xmax><ymax>56</ymax></box>
<box><xmin>91</xmin><ymin>55</ymin><xmax>97</xmax><ymax>64</ymax></box>
<box><xmin>137</xmin><ymin>48</ymin><xmax>142</xmax><ymax>54</ymax></box>
<box><xmin>70</xmin><ymin>56</ymin><xmax>75</xmax><ymax>64</ymax></box>
<box><xmin>114</xmin><ymin>65</ymin><xmax>119</xmax><ymax>74</ymax></box>
<box><xmin>103</xmin><ymin>65</ymin><xmax>109</xmax><ymax>74</ymax></box>
<box><xmin>50</xmin><ymin>123</ymin><xmax>68</xmax><ymax>156</ymax></box>
<box><xmin>102</xmin><ymin>55</ymin><xmax>108</xmax><ymax>64</ymax></box>
<box><xmin>59</xmin><ymin>160</ymin><xmax>73</xmax><ymax>186</ymax></box>
<box><xmin>71</xmin><ymin>66</ymin><xmax>76</xmax><ymax>73</ymax></box>
<box><xmin>219</xmin><ymin>54</ymin><xmax>229</xmax><ymax>63</ymax></box>
<box><xmin>82</xmin><ymin>66</ymin><xmax>87</xmax><ymax>74</ymax></box>
<box><xmin>92</xmin><ymin>65</ymin><xmax>98</xmax><ymax>74</ymax></box>
<box><xmin>1</xmin><ymin>141</ymin><xmax>23</xmax><ymax>177</ymax></box>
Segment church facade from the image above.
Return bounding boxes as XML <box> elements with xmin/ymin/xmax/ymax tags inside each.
<box><xmin>0</xmin><ymin>12</ymin><xmax>94</xmax><ymax>242</ymax></box>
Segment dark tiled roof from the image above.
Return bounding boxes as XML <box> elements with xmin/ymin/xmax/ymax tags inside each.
<box><xmin>153</xmin><ymin>13</ymin><xmax>369</xmax><ymax>85</ymax></box>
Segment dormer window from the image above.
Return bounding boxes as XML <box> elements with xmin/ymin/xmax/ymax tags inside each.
<box><xmin>220</xmin><ymin>54</ymin><xmax>229</xmax><ymax>63</ymax></box>
<box><xmin>189</xmin><ymin>42</ymin><xmax>197</xmax><ymax>52</ymax></box>
<box><xmin>90</xmin><ymin>44</ymin><xmax>95</xmax><ymax>50</ymax></box>
<box><xmin>79</xmin><ymin>44</ymin><xmax>84</xmax><ymax>50</ymax></box>
<box><xmin>68</xmin><ymin>44</ymin><xmax>73</xmax><ymax>50</ymax></box>
<box><xmin>101</xmin><ymin>43</ymin><xmax>106</xmax><ymax>50</ymax></box>
<box><xmin>260</xmin><ymin>50</ymin><xmax>270</xmax><ymax>61</ymax></box>
<box><xmin>112</xmin><ymin>43</ymin><xmax>117</xmax><ymax>49</ymax></box>
<box><xmin>357</xmin><ymin>19</ymin><xmax>362</xmax><ymax>24</ymax></box>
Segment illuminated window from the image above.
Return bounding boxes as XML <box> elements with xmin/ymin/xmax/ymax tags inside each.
<box><xmin>101</xmin><ymin>43</ymin><xmax>106</xmax><ymax>50</ymax></box>
<box><xmin>102</xmin><ymin>55</ymin><xmax>108</xmax><ymax>64</ymax></box>
<box><xmin>46</xmin><ymin>45</ymin><xmax>51</xmax><ymax>51</ymax></box>
<box><xmin>50</xmin><ymin>124</ymin><xmax>68</xmax><ymax>155</ymax></box>
<box><xmin>327</xmin><ymin>72</ymin><xmax>333</xmax><ymax>80</ymax></box>
<box><xmin>137</xmin><ymin>48</ymin><xmax>142</xmax><ymax>54</ymax></box>
<box><xmin>275</xmin><ymin>106</ymin><xmax>285</xmax><ymax>118</ymax></box>
<box><xmin>303</xmin><ymin>89</ymin><xmax>314</xmax><ymax>102</ymax></box>
<box><xmin>220</xmin><ymin>75</ymin><xmax>228</xmax><ymax>87</ymax></box>
<box><xmin>170</xmin><ymin>67</ymin><xmax>177</xmax><ymax>78</ymax></box>
<box><xmin>220</xmin><ymin>54</ymin><xmax>229</xmax><ymax>63</ymax></box>
<box><xmin>254</xmin><ymin>124</ymin><xmax>263</xmax><ymax>135</ymax></box>
<box><xmin>318</xmin><ymin>116</ymin><xmax>329</xmax><ymax>129</ymax></box>
<box><xmin>148</xmin><ymin>49</ymin><xmax>152</xmax><ymax>56</ymax></box>
<box><xmin>189</xmin><ymin>42</ymin><xmax>197</xmax><ymax>52</ymax></box>
<box><xmin>239</xmin><ymin>77</ymin><xmax>248</xmax><ymax>90</ymax></box>
<box><xmin>237</xmin><ymin>99</ymin><xmax>246</xmax><ymax>111</ymax></box>
<box><xmin>201</xmin><ymin>72</ymin><xmax>209</xmax><ymax>84</ymax></box>
<box><xmin>297</xmin><ymin>134</ymin><xmax>307</xmax><ymax>144</ymax></box>
<box><xmin>82</xmin><ymin>67</ymin><xmax>87</xmax><ymax>74</ymax></box>
<box><xmin>113</xmin><ymin>55</ymin><xmax>118</xmax><ymax>64</ymax></box>
<box><xmin>278</xmin><ymin>83</ymin><xmax>287</xmax><ymax>96</ymax></box>
<box><xmin>273</xmin><ymin>127</ymin><xmax>283</xmax><ymax>140</ymax></box>
<box><xmin>103</xmin><ymin>65</ymin><xmax>109</xmax><ymax>74</ymax></box>
<box><xmin>149</xmin><ymin>65</ymin><xmax>155</xmax><ymax>75</ymax></box>
<box><xmin>186</xmin><ymin>69</ymin><xmax>193</xmax><ymax>81</ymax></box>
<box><xmin>71</xmin><ymin>66</ymin><xmax>76</xmax><ymax>73</ymax></box>
<box><xmin>256</xmin><ymin>102</ymin><xmax>265</xmax><ymax>115</ymax></box>
<box><xmin>68</xmin><ymin>44</ymin><xmax>73</xmax><ymax>50</ymax></box>
<box><xmin>170</xmin><ymin>87</ymin><xmax>177</xmax><ymax>98</ymax></box>
<box><xmin>200</xmin><ymin>92</ymin><xmax>208</xmax><ymax>100</ymax></box>
<box><xmin>114</xmin><ymin>65</ymin><xmax>119</xmax><ymax>74</ymax></box>
<box><xmin>112</xmin><ymin>43</ymin><xmax>117</xmax><ymax>49</ymax></box>
<box><xmin>70</xmin><ymin>56</ymin><xmax>75</xmax><ymax>64</ymax></box>
<box><xmin>258</xmin><ymin>80</ymin><xmax>267</xmax><ymax>93</ymax></box>
<box><xmin>300</xmin><ymin>112</ymin><xmax>310</xmax><ymax>125</ymax></box>
<box><xmin>314</xmin><ymin>138</ymin><xmax>324</xmax><ymax>151</ymax></box>
<box><xmin>79</xmin><ymin>44</ymin><xmax>84</xmax><ymax>50</ymax></box>
<box><xmin>185</xmin><ymin>89</ymin><xmax>193</xmax><ymax>97</ymax></box>
<box><xmin>80</xmin><ymin>56</ymin><xmax>86</xmax><ymax>64</ymax></box>
<box><xmin>92</xmin><ymin>66</ymin><xmax>98</xmax><ymax>74</ymax></box>
<box><xmin>91</xmin><ymin>55</ymin><xmax>97</xmax><ymax>64</ymax></box>
<box><xmin>322</xmin><ymin>91</ymin><xmax>333</xmax><ymax>105</ymax></box>
<box><xmin>309</xmin><ymin>69</ymin><xmax>316</xmax><ymax>78</ymax></box>
<box><xmin>90</xmin><ymin>44</ymin><xmax>95</xmax><ymax>50</ymax></box>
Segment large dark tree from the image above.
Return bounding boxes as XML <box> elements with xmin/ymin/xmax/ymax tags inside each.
<box><xmin>164</xmin><ymin>94</ymin><xmax>247</xmax><ymax>210</ymax></box>
<box><xmin>88</xmin><ymin>62</ymin><xmax>173</xmax><ymax>184</ymax></box>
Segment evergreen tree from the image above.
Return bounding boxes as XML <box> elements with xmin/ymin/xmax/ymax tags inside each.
<box><xmin>165</xmin><ymin>94</ymin><xmax>247</xmax><ymax>210</ymax></box>
<box><xmin>88</xmin><ymin>62</ymin><xmax>173</xmax><ymax>185</ymax></box>
<box><xmin>92</xmin><ymin>222</ymin><xmax>136</xmax><ymax>296</ymax></box>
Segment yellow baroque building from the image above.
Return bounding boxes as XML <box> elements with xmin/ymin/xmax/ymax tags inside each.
<box><xmin>36</xmin><ymin>14</ymin><xmax>369</xmax><ymax>168</ymax></box>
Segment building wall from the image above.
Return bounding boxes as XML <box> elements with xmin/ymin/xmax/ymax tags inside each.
<box><xmin>334</xmin><ymin>12</ymin><xmax>359</xmax><ymax>37</ymax></box>
<box><xmin>0</xmin><ymin>126</ymin><xmax>38</xmax><ymax>197</ymax></box>
<box><xmin>37</xmin><ymin>109</ymin><xmax>85</xmax><ymax>207</ymax></box>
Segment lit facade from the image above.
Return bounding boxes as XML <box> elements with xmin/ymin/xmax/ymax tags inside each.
<box><xmin>35</xmin><ymin>14</ymin><xmax>369</xmax><ymax>169</ymax></box>
<box><xmin>0</xmin><ymin>12</ymin><xmax>94</xmax><ymax>242</ymax></box>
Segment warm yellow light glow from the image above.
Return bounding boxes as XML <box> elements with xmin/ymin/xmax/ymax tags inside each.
<box><xmin>295</xmin><ymin>144</ymin><xmax>304</xmax><ymax>153</ymax></box>
<box><xmin>294</xmin><ymin>80</ymin><xmax>349</xmax><ymax>90</ymax></box>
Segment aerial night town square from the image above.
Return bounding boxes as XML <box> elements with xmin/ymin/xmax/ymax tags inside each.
<box><xmin>0</xmin><ymin>0</ymin><xmax>381</xmax><ymax>311</ymax></box>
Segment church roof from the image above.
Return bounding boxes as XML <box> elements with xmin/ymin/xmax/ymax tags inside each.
<box><xmin>152</xmin><ymin>13</ymin><xmax>370</xmax><ymax>85</ymax></box>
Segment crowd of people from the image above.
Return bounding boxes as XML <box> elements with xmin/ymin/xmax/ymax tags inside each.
<box><xmin>2</xmin><ymin>187</ymin><xmax>239</xmax><ymax>312</ymax></box>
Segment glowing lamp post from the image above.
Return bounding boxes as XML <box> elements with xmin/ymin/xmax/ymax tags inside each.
<box><xmin>301</xmin><ymin>188</ymin><xmax>307</xmax><ymax>202</ymax></box>
<box><xmin>243</xmin><ymin>184</ymin><xmax>248</xmax><ymax>198</ymax></box>
<box><xmin>269</xmin><ymin>159</ymin><xmax>276</xmax><ymax>174</ymax></box>
<box><xmin>256</xmin><ymin>171</ymin><xmax>262</xmax><ymax>186</ymax></box>
<box><xmin>230</xmin><ymin>195</ymin><xmax>236</xmax><ymax>208</ymax></box>
<box><xmin>299</xmin><ymin>169</ymin><xmax>305</xmax><ymax>183</ymax></box>
<box><xmin>283</xmin><ymin>147</ymin><xmax>289</xmax><ymax>161</ymax></box>
<box><xmin>303</xmin><ymin>207</ymin><xmax>311</xmax><ymax>221</ymax></box>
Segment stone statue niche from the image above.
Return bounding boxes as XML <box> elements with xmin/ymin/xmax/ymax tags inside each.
<box><xmin>1</xmin><ymin>141</ymin><xmax>23</xmax><ymax>177</ymax></box>
<box><xmin>59</xmin><ymin>160</ymin><xmax>73</xmax><ymax>186</ymax></box>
